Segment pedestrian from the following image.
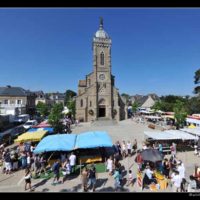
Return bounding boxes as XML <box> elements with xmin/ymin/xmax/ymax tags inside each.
<box><xmin>132</xmin><ymin>139</ymin><xmax>137</xmax><ymax>153</ymax></box>
<box><xmin>62</xmin><ymin>159</ymin><xmax>71</xmax><ymax>183</ymax></box>
<box><xmin>12</xmin><ymin>151</ymin><xmax>19</xmax><ymax>171</ymax></box>
<box><xmin>113</xmin><ymin>168</ymin><xmax>121</xmax><ymax>191</ymax></box>
<box><xmin>116</xmin><ymin>141</ymin><xmax>122</xmax><ymax>157</ymax></box>
<box><xmin>171</xmin><ymin>171</ymin><xmax>182</xmax><ymax>192</ymax></box>
<box><xmin>52</xmin><ymin>159</ymin><xmax>61</xmax><ymax>185</ymax></box>
<box><xmin>81</xmin><ymin>167</ymin><xmax>88</xmax><ymax>192</ymax></box>
<box><xmin>172</xmin><ymin>142</ymin><xmax>177</xmax><ymax>156</ymax></box>
<box><xmin>121</xmin><ymin>141</ymin><xmax>126</xmax><ymax>158</ymax></box>
<box><xmin>158</xmin><ymin>143</ymin><xmax>163</xmax><ymax>154</ymax></box>
<box><xmin>39</xmin><ymin>154</ymin><xmax>47</xmax><ymax>175</ymax></box>
<box><xmin>69</xmin><ymin>152</ymin><xmax>76</xmax><ymax>174</ymax></box>
<box><xmin>106</xmin><ymin>156</ymin><xmax>113</xmax><ymax>176</ymax></box>
<box><xmin>27</xmin><ymin>153</ymin><xmax>31</xmax><ymax>169</ymax></box>
<box><xmin>21</xmin><ymin>151</ymin><xmax>27</xmax><ymax>169</ymax></box>
<box><xmin>126</xmin><ymin>170</ymin><xmax>134</xmax><ymax>187</ymax></box>
<box><xmin>187</xmin><ymin>175</ymin><xmax>197</xmax><ymax>192</ymax></box>
<box><xmin>127</xmin><ymin>141</ymin><xmax>132</xmax><ymax>157</ymax></box>
<box><xmin>4</xmin><ymin>149</ymin><xmax>12</xmax><ymax>174</ymax></box>
<box><xmin>163</xmin><ymin>158</ymin><xmax>170</xmax><ymax>179</ymax></box>
<box><xmin>24</xmin><ymin>168</ymin><xmax>33</xmax><ymax>191</ymax></box>
<box><xmin>135</xmin><ymin>150</ymin><xmax>143</xmax><ymax>171</ymax></box>
<box><xmin>88</xmin><ymin>165</ymin><xmax>97</xmax><ymax>192</ymax></box>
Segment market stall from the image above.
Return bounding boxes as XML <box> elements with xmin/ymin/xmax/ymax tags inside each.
<box><xmin>75</xmin><ymin>131</ymin><xmax>113</xmax><ymax>164</ymax></box>
<box><xmin>33</xmin><ymin>134</ymin><xmax>76</xmax><ymax>154</ymax></box>
<box><xmin>144</xmin><ymin>130</ymin><xmax>198</xmax><ymax>152</ymax></box>
<box><xmin>28</xmin><ymin>127</ymin><xmax>54</xmax><ymax>134</ymax></box>
<box><xmin>33</xmin><ymin>120</ymin><xmax>51</xmax><ymax>128</ymax></box>
<box><xmin>180</xmin><ymin>128</ymin><xmax>200</xmax><ymax>137</ymax></box>
<box><xmin>14</xmin><ymin>130</ymin><xmax>48</xmax><ymax>143</ymax></box>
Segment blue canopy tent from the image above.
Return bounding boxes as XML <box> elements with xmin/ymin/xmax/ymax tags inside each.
<box><xmin>33</xmin><ymin>131</ymin><xmax>113</xmax><ymax>154</ymax></box>
<box><xmin>28</xmin><ymin>127</ymin><xmax>54</xmax><ymax>134</ymax></box>
<box><xmin>75</xmin><ymin>131</ymin><xmax>113</xmax><ymax>149</ymax></box>
<box><xmin>34</xmin><ymin>134</ymin><xmax>77</xmax><ymax>154</ymax></box>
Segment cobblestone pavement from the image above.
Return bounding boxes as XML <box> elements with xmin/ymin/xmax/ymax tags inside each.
<box><xmin>0</xmin><ymin>119</ymin><xmax>199</xmax><ymax>192</ymax></box>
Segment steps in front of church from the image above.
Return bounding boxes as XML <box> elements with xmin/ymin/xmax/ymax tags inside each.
<box><xmin>90</xmin><ymin>117</ymin><xmax>118</xmax><ymax>126</ymax></box>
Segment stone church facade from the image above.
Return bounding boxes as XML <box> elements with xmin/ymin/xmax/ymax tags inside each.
<box><xmin>76</xmin><ymin>18</ymin><xmax>127</xmax><ymax>122</ymax></box>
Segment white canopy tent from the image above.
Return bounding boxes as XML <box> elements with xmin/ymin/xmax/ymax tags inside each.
<box><xmin>180</xmin><ymin>128</ymin><xmax>200</xmax><ymax>137</ymax></box>
<box><xmin>144</xmin><ymin>130</ymin><xmax>198</xmax><ymax>141</ymax></box>
<box><xmin>186</xmin><ymin>118</ymin><xmax>200</xmax><ymax>126</ymax></box>
<box><xmin>145</xmin><ymin>116</ymin><xmax>162</xmax><ymax>120</ymax></box>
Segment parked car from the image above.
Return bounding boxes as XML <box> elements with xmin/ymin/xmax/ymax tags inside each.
<box><xmin>14</xmin><ymin>114</ymin><xmax>30</xmax><ymax>124</ymax></box>
<box><xmin>11</xmin><ymin>125</ymin><xmax>26</xmax><ymax>139</ymax></box>
<box><xmin>0</xmin><ymin>130</ymin><xmax>12</xmax><ymax>146</ymax></box>
<box><xmin>23</xmin><ymin>120</ymin><xmax>38</xmax><ymax>130</ymax></box>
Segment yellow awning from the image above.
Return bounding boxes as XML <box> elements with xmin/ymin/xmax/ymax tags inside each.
<box><xmin>188</xmin><ymin>124</ymin><xmax>196</xmax><ymax>129</ymax></box>
<box><xmin>162</xmin><ymin>115</ymin><xmax>174</xmax><ymax>119</ymax></box>
<box><xmin>14</xmin><ymin>130</ymin><xmax>47</xmax><ymax>143</ymax></box>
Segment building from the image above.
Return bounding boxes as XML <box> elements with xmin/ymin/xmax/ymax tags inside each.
<box><xmin>48</xmin><ymin>92</ymin><xmax>65</xmax><ymax>105</ymax></box>
<box><xmin>130</xmin><ymin>93</ymin><xmax>159</xmax><ymax>111</ymax></box>
<box><xmin>76</xmin><ymin>18</ymin><xmax>127</xmax><ymax>122</ymax></box>
<box><xmin>34</xmin><ymin>91</ymin><xmax>54</xmax><ymax>106</ymax></box>
<box><xmin>0</xmin><ymin>85</ymin><xmax>36</xmax><ymax>116</ymax></box>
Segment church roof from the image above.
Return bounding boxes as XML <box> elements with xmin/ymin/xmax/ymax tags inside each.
<box><xmin>79</xmin><ymin>80</ymin><xmax>86</xmax><ymax>87</ymax></box>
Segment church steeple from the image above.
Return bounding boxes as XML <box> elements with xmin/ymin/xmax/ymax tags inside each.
<box><xmin>94</xmin><ymin>17</ymin><xmax>110</xmax><ymax>39</ymax></box>
<box><xmin>99</xmin><ymin>17</ymin><xmax>103</xmax><ymax>30</ymax></box>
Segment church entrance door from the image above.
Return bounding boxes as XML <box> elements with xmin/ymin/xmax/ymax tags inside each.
<box><xmin>99</xmin><ymin>106</ymin><xmax>106</xmax><ymax>117</ymax></box>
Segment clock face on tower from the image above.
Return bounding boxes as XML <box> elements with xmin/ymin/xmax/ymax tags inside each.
<box><xmin>99</xmin><ymin>74</ymin><xmax>105</xmax><ymax>80</ymax></box>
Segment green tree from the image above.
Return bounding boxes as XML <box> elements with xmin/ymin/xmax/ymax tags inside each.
<box><xmin>132</xmin><ymin>102</ymin><xmax>139</xmax><ymax>113</ymax></box>
<box><xmin>67</xmin><ymin>100</ymin><xmax>76</xmax><ymax>118</ymax></box>
<box><xmin>48</xmin><ymin>103</ymin><xmax>64</xmax><ymax>133</ymax></box>
<box><xmin>173</xmin><ymin>100</ymin><xmax>187</xmax><ymax>129</ymax></box>
<box><xmin>64</xmin><ymin>90</ymin><xmax>77</xmax><ymax>106</ymax></box>
<box><xmin>194</xmin><ymin>69</ymin><xmax>200</xmax><ymax>95</ymax></box>
<box><xmin>36</xmin><ymin>102</ymin><xmax>50</xmax><ymax>117</ymax></box>
<box><xmin>151</xmin><ymin>100</ymin><xmax>162</xmax><ymax>112</ymax></box>
<box><xmin>187</xmin><ymin>97</ymin><xmax>200</xmax><ymax>115</ymax></box>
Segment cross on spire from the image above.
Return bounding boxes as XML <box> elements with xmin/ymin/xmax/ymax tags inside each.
<box><xmin>99</xmin><ymin>17</ymin><xmax>103</xmax><ymax>29</ymax></box>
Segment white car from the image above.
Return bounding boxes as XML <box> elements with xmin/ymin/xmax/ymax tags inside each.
<box><xmin>23</xmin><ymin>120</ymin><xmax>38</xmax><ymax>130</ymax></box>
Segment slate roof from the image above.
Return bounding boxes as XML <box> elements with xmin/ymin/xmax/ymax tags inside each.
<box><xmin>0</xmin><ymin>86</ymin><xmax>30</xmax><ymax>97</ymax></box>
<box><xmin>130</xmin><ymin>94</ymin><xmax>159</xmax><ymax>106</ymax></box>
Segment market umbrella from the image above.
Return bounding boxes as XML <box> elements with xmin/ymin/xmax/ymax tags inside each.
<box><xmin>141</xmin><ymin>149</ymin><xmax>164</xmax><ymax>163</ymax></box>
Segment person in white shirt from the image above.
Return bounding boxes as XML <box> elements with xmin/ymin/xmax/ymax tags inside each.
<box><xmin>126</xmin><ymin>170</ymin><xmax>134</xmax><ymax>186</ymax></box>
<box><xmin>172</xmin><ymin>171</ymin><xmax>182</xmax><ymax>192</ymax></box>
<box><xmin>69</xmin><ymin>152</ymin><xmax>76</xmax><ymax>174</ymax></box>
<box><xmin>27</xmin><ymin>153</ymin><xmax>31</xmax><ymax>169</ymax></box>
<box><xmin>30</xmin><ymin>144</ymin><xmax>35</xmax><ymax>154</ymax></box>
<box><xmin>142</xmin><ymin>143</ymin><xmax>147</xmax><ymax>150</ymax></box>
<box><xmin>106</xmin><ymin>156</ymin><xmax>113</xmax><ymax>176</ymax></box>
<box><xmin>144</xmin><ymin>165</ymin><xmax>157</xmax><ymax>184</ymax></box>
<box><xmin>121</xmin><ymin>141</ymin><xmax>126</xmax><ymax>158</ymax></box>
<box><xmin>177</xmin><ymin>161</ymin><xmax>185</xmax><ymax>181</ymax></box>
<box><xmin>127</xmin><ymin>141</ymin><xmax>132</xmax><ymax>157</ymax></box>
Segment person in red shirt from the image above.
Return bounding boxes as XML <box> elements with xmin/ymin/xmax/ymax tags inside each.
<box><xmin>135</xmin><ymin>150</ymin><xmax>143</xmax><ymax>171</ymax></box>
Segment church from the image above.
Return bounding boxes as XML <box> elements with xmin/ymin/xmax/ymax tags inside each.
<box><xmin>75</xmin><ymin>18</ymin><xmax>127</xmax><ymax>122</ymax></box>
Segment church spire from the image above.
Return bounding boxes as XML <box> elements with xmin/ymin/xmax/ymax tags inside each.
<box><xmin>99</xmin><ymin>17</ymin><xmax>103</xmax><ymax>30</ymax></box>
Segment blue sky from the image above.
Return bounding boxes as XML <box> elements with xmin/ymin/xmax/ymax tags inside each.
<box><xmin>0</xmin><ymin>8</ymin><xmax>200</xmax><ymax>96</ymax></box>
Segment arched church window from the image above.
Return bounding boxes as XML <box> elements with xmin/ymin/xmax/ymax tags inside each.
<box><xmin>80</xmin><ymin>99</ymin><xmax>83</xmax><ymax>107</ymax></box>
<box><xmin>100</xmin><ymin>52</ymin><xmax>104</xmax><ymax>65</ymax></box>
<box><xmin>90</xmin><ymin>101</ymin><xmax>92</xmax><ymax>107</ymax></box>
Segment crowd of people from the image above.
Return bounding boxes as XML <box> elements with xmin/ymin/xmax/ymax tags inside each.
<box><xmin>0</xmin><ymin>135</ymin><xmax>200</xmax><ymax>192</ymax></box>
